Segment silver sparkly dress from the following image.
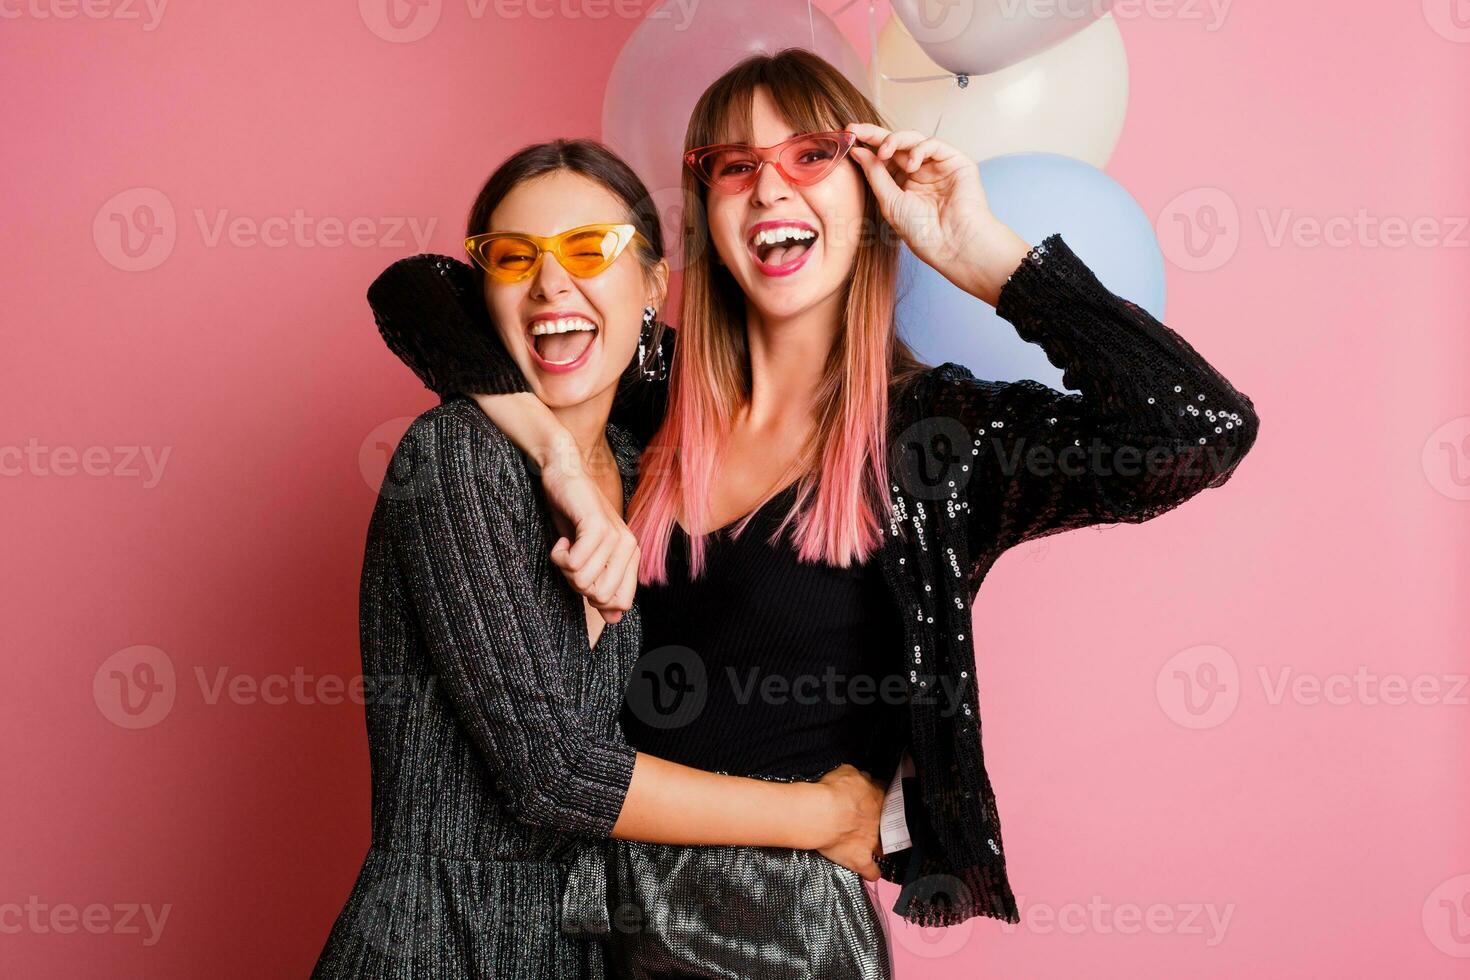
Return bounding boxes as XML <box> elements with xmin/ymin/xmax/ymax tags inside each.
<box><xmin>311</xmin><ymin>399</ymin><xmax>645</xmax><ymax>979</ymax></box>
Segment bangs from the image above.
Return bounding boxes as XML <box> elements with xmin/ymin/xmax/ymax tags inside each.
<box><xmin>691</xmin><ymin>58</ymin><xmax>848</xmax><ymax>149</ymax></box>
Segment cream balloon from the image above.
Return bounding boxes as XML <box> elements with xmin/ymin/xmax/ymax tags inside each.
<box><xmin>890</xmin><ymin>0</ymin><xmax>1114</xmax><ymax>76</ymax></box>
<box><xmin>872</xmin><ymin>14</ymin><xmax>1128</xmax><ymax>169</ymax></box>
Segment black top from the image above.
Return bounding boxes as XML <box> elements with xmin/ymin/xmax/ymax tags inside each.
<box><xmin>620</xmin><ymin>482</ymin><xmax>908</xmax><ymax>783</ymax></box>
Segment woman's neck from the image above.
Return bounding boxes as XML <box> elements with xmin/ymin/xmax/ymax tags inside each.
<box><xmin>742</xmin><ymin>291</ymin><xmax>843</xmax><ymax>428</ymax></box>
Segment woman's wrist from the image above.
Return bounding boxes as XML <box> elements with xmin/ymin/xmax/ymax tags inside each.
<box><xmin>783</xmin><ymin>780</ymin><xmax>843</xmax><ymax>850</ymax></box>
<box><xmin>948</xmin><ymin>218</ymin><xmax>1032</xmax><ymax>307</ymax></box>
<box><xmin>470</xmin><ymin>391</ymin><xmax>581</xmax><ymax>474</ymax></box>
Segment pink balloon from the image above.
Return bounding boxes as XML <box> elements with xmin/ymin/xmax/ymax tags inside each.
<box><xmin>601</xmin><ymin>0</ymin><xmax>869</xmax><ymax>263</ymax></box>
<box><xmin>890</xmin><ymin>0</ymin><xmax>1114</xmax><ymax>76</ymax></box>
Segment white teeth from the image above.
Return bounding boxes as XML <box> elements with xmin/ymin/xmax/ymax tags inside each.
<box><xmin>528</xmin><ymin>317</ymin><xmax>597</xmax><ymax>336</ymax></box>
<box><xmin>750</xmin><ymin>226</ymin><xmax>817</xmax><ymax>247</ymax></box>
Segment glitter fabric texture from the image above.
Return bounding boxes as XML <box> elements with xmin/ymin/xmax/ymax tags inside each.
<box><xmin>367</xmin><ymin>232</ymin><xmax>1262</xmax><ymax>929</ymax></box>
<box><xmin>311</xmin><ymin>400</ymin><xmax>645</xmax><ymax>978</ymax></box>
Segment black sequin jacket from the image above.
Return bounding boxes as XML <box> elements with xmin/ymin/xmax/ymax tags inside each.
<box><xmin>366</xmin><ymin>233</ymin><xmax>1261</xmax><ymax>926</ymax></box>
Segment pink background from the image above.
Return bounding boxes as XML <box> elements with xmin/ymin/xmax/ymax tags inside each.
<box><xmin>3</xmin><ymin>2</ymin><xmax>1468</xmax><ymax>976</ymax></box>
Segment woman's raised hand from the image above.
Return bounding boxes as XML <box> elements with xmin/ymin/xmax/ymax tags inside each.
<box><xmin>846</xmin><ymin>121</ymin><xmax>1030</xmax><ymax>306</ymax></box>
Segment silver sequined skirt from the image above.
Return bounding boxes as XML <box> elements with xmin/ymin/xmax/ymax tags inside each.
<box><xmin>595</xmin><ymin>764</ymin><xmax>893</xmax><ymax>980</ymax></box>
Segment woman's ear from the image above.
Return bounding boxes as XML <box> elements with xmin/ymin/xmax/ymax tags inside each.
<box><xmin>648</xmin><ymin>257</ymin><xmax>670</xmax><ymax>310</ymax></box>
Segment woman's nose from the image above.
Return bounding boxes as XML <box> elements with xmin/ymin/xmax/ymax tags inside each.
<box><xmin>750</xmin><ymin>159</ymin><xmax>793</xmax><ymax>206</ymax></box>
<box><xmin>530</xmin><ymin>253</ymin><xmax>574</xmax><ymax>299</ymax></box>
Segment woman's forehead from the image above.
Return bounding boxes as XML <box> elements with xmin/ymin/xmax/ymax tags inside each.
<box><xmin>490</xmin><ymin>172</ymin><xmax>625</xmax><ymax>233</ymax></box>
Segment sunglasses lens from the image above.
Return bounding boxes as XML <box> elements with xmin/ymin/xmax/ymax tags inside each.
<box><xmin>695</xmin><ymin>147</ymin><xmax>760</xmax><ymax>191</ymax></box>
<box><xmin>482</xmin><ymin>237</ymin><xmax>539</xmax><ymax>280</ymax></box>
<box><xmin>559</xmin><ymin>227</ymin><xmax>624</xmax><ymax>276</ymax></box>
<box><xmin>780</xmin><ymin>135</ymin><xmax>847</xmax><ymax>184</ymax></box>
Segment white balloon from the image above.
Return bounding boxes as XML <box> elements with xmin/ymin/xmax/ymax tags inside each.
<box><xmin>890</xmin><ymin>0</ymin><xmax>1114</xmax><ymax>76</ymax></box>
<box><xmin>873</xmin><ymin>14</ymin><xmax>1128</xmax><ymax>169</ymax></box>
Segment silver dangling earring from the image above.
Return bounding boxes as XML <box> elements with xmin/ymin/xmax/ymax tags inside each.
<box><xmin>637</xmin><ymin>305</ymin><xmax>667</xmax><ymax>382</ymax></box>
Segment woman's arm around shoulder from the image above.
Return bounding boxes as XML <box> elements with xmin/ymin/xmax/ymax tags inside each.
<box><xmin>386</xmin><ymin>402</ymin><xmax>634</xmax><ymax>835</ymax></box>
<box><xmin>384</xmin><ymin>404</ymin><xmax>885</xmax><ymax>875</ymax></box>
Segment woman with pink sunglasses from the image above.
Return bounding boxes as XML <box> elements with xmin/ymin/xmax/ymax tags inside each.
<box><xmin>374</xmin><ymin>48</ymin><xmax>1260</xmax><ymax>979</ymax></box>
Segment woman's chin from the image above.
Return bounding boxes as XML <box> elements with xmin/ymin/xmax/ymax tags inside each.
<box><xmin>529</xmin><ymin>374</ymin><xmax>601</xmax><ymax>410</ymax></box>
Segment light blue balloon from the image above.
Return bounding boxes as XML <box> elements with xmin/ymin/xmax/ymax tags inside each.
<box><xmin>895</xmin><ymin>152</ymin><xmax>1166</xmax><ymax>391</ymax></box>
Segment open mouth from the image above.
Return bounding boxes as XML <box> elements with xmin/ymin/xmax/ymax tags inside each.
<box><xmin>747</xmin><ymin>221</ymin><xmax>819</xmax><ymax>276</ymax></box>
<box><xmin>527</xmin><ymin>315</ymin><xmax>599</xmax><ymax>372</ymax></box>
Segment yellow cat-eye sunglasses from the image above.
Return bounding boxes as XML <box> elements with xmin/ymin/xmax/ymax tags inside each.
<box><xmin>464</xmin><ymin>222</ymin><xmax>651</xmax><ymax>284</ymax></box>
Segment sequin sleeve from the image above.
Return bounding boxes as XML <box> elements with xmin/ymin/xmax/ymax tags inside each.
<box><xmin>368</xmin><ymin>254</ymin><xmax>531</xmax><ymax>398</ymax></box>
<box><xmin>387</xmin><ymin>406</ymin><xmax>636</xmax><ymax>835</ymax></box>
<box><xmin>930</xmin><ymin>233</ymin><xmax>1261</xmax><ymax>560</ymax></box>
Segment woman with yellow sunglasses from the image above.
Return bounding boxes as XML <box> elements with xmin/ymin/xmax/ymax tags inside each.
<box><xmin>311</xmin><ymin>138</ymin><xmax>884</xmax><ymax>979</ymax></box>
